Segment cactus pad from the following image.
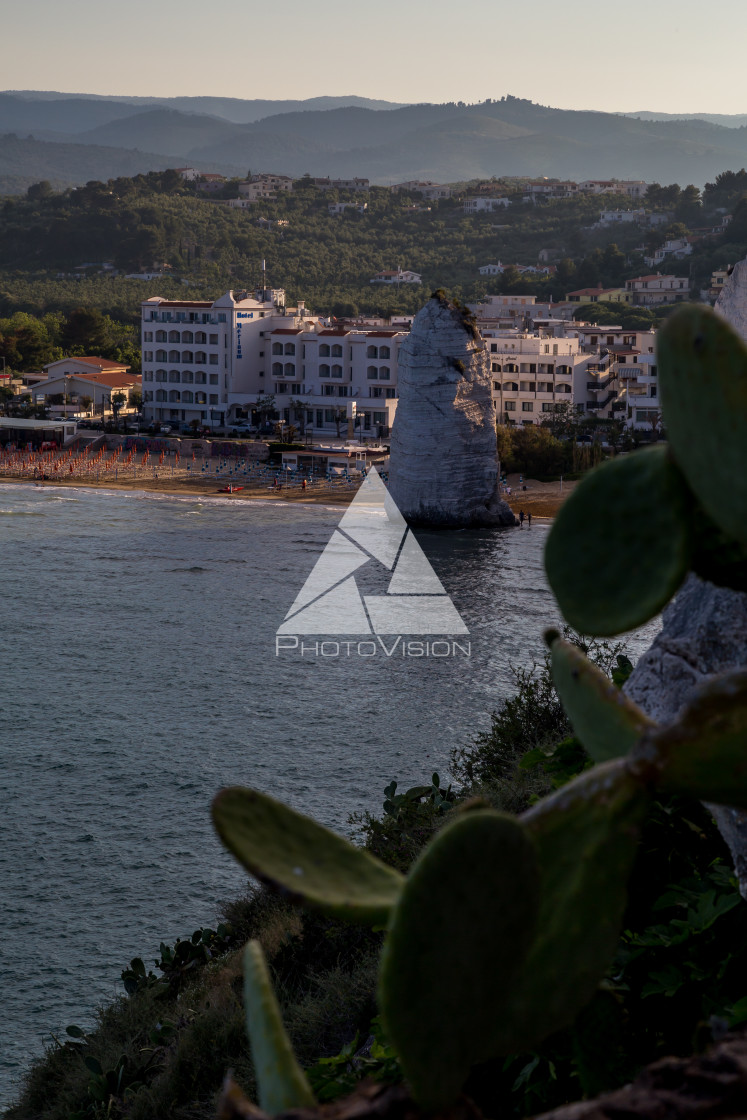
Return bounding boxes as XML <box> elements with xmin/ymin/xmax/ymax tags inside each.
<box><xmin>506</xmin><ymin>760</ymin><xmax>649</xmax><ymax>1049</ymax></box>
<box><xmin>544</xmin><ymin>445</ymin><xmax>691</xmax><ymax>636</ymax></box>
<box><xmin>243</xmin><ymin>940</ymin><xmax>316</xmax><ymax>1113</ymax></box>
<box><xmin>212</xmin><ymin>787</ymin><xmax>404</xmax><ymax>925</ymax></box>
<box><xmin>629</xmin><ymin>671</ymin><xmax>747</xmax><ymax>807</ymax></box>
<box><xmin>546</xmin><ymin>632</ymin><xmax>655</xmax><ymax>762</ymax></box>
<box><xmin>378</xmin><ymin>810</ymin><xmax>540</xmax><ymax>1110</ymax></box>
<box><xmin>658</xmin><ymin>305</ymin><xmax>747</xmax><ymax>549</ymax></box>
<box><xmin>690</xmin><ymin>505</ymin><xmax>747</xmax><ymax>592</ymax></box>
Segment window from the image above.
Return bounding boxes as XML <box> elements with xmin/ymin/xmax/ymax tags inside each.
<box><xmin>553</xmin><ymin>345</ymin><xmax>558</xmax><ymax>355</ymax></box>
<box><xmin>505</xmin><ymin>400</ymin><xmax>516</xmax><ymax>411</ymax></box>
<box><xmin>182</xmin><ymin>390</ymin><xmax>194</xmax><ymax>403</ymax></box>
<box><xmin>155</xmin><ymin>370</ymin><xmax>167</xmax><ymax>382</ymax></box>
<box><xmin>209</xmin><ymin>394</ymin><xmax>219</xmax><ymax>404</ymax></box>
<box><xmin>379</xmin><ymin>367</ymin><xmax>390</xmax><ymax>380</ymax></box>
<box><xmin>367</xmin><ymin>345</ymin><xmax>378</xmax><ymax>359</ymax></box>
<box><xmin>144</xmin><ymin>351</ymin><xmax>153</xmax><ymax>362</ymax></box>
<box><xmin>522</xmin><ymin>402</ymin><xmax>533</xmax><ymax>412</ymax></box>
<box><xmin>169</xmin><ymin>390</ymin><xmax>180</xmax><ymax>402</ymax></box>
<box><xmin>144</xmin><ymin>390</ymin><xmax>154</xmax><ymax>401</ymax></box>
<box><xmin>544</xmin><ymin>344</ymin><xmax>549</xmax><ymax>354</ymax></box>
<box><xmin>331</xmin><ymin>344</ymin><xmax>343</xmax><ymax>357</ymax></box>
<box><xmin>169</xmin><ymin>330</ymin><xmax>180</xmax><ymax>343</ymax></box>
<box><xmin>155</xmin><ymin>331</ymin><xmax>166</xmax><ymax>342</ymax></box>
<box><xmin>379</xmin><ymin>346</ymin><xmax>390</xmax><ymax>359</ymax></box>
<box><xmin>169</xmin><ymin>371</ymin><xmax>180</xmax><ymax>383</ymax></box>
<box><xmin>529</xmin><ymin>364</ymin><xmax>536</xmax><ymax>373</ymax></box>
<box><xmin>169</xmin><ymin>350</ymin><xmax>180</xmax><ymax>362</ymax></box>
<box><xmin>209</xmin><ymin>355</ymin><xmax>219</xmax><ymax>365</ymax></box>
<box><xmin>493</xmin><ymin>381</ymin><xmax>500</xmax><ymax>391</ymax></box>
<box><xmin>284</xmin><ymin>363</ymin><xmax>295</xmax><ymax>376</ymax></box>
<box><xmin>144</xmin><ymin>331</ymin><xmax>153</xmax><ymax>342</ymax></box>
<box><xmin>541</xmin><ymin>403</ymin><xmax>554</xmax><ymax>412</ymax></box>
<box><xmin>331</xmin><ymin>365</ymin><xmax>343</xmax><ymax>378</ymax></box>
<box><xmin>373</xmin><ymin>411</ymin><xmax>386</xmax><ymax>424</ymax></box>
<box><xmin>650</xmin><ymin>384</ymin><xmax>657</xmax><ymax>396</ymax></box>
<box><xmin>195</xmin><ymin>351</ymin><xmax>206</xmax><ymax>364</ymax></box>
<box><xmin>338</xmin><ymin>386</ymin><xmax>349</xmax><ymax>397</ymax></box>
<box><xmin>324</xmin><ymin>409</ymin><xmax>336</xmax><ymax>423</ymax></box>
<box><xmin>156</xmin><ymin>350</ymin><xmax>167</xmax><ymax>362</ymax></box>
<box><xmin>319</xmin><ymin>344</ymin><xmax>330</xmax><ymax>357</ymax></box>
<box><xmin>490</xmin><ymin>343</ymin><xmax>497</xmax><ymax>352</ymax></box>
<box><xmin>209</xmin><ymin>374</ymin><xmax>219</xmax><ymax>385</ymax></box>
<box><xmin>209</xmin><ymin>334</ymin><xmax>219</xmax><ymax>345</ymax></box>
<box><xmin>195</xmin><ymin>332</ymin><xmax>206</xmax><ymax>344</ymax></box>
<box><xmin>182</xmin><ymin>371</ymin><xmax>193</xmax><ymax>383</ymax></box>
<box><xmin>272</xmin><ymin>342</ymin><xmax>283</xmax><ymax>355</ymax></box>
<box><xmin>367</xmin><ymin>366</ymin><xmax>378</xmax><ymax>380</ymax></box>
<box><xmin>385</xmin><ymin>388</ymin><xmax>395</xmax><ymax>398</ymax></box>
<box><xmin>504</xmin><ymin>381</ymin><xmax>518</xmax><ymax>391</ymax></box>
<box><xmin>196</xmin><ymin>391</ymin><xmax>207</xmax><ymax>404</ymax></box>
<box><xmin>491</xmin><ymin>363</ymin><xmax>501</xmax><ymax>373</ymax></box>
<box><xmin>284</xmin><ymin>343</ymin><xmax>296</xmax><ymax>355</ymax></box>
<box><xmin>156</xmin><ymin>389</ymin><xmax>167</xmax><ymax>402</ymax></box>
<box><xmin>144</xmin><ymin>371</ymin><xmax>153</xmax><ymax>382</ymax></box>
<box><xmin>319</xmin><ymin>364</ymin><xmax>330</xmax><ymax>377</ymax></box>
<box><xmin>370</xmin><ymin>386</ymin><xmax>383</xmax><ymax>398</ymax></box>
<box><xmin>195</xmin><ymin>372</ymin><xmax>206</xmax><ymax>384</ymax></box>
<box><xmin>272</xmin><ymin>363</ymin><xmax>282</xmax><ymax>376</ymax></box>
<box><xmin>182</xmin><ymin>331</ymin><xmax>193</xmax><ymax>344</ymax></box>
<box><xmin>182</xmin><ymin>351</ymin><xmax>193</xmax><ymax>363</ymax></box>
<box><xmin>323</xmin><ymin>385</ymin><xmax>336</xmax><ymax>396</ymax></box>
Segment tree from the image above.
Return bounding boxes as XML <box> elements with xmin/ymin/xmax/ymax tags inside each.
<box><xmin>111</xmin><ymin>391</ymin><xmax>126</xmax><ymax>425</ymax></box>
<box><xmin>129</xmin><ymin>389</ymin><xmax>143</xmax><ymax>412</ymax></box>
<box><xmin>254</xmin><ymin>394</ymin><xmax>276</xmax><ymax>428</ymax></box>
<box><xmin>288</xmin><ymin>398</ymin><xmax>308</xmax><ymax>436</ymax></box>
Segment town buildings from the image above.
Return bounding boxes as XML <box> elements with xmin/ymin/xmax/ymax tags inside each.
<box><xmin>33</xmin><ymin>358</ymin><xmax>140</xmax><ymax>416</ymax></box>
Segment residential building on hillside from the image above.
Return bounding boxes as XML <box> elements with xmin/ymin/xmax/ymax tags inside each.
<box><xmin>313</xmin><ymin>177</ymin><xmax>370</xmax><ymax>192</ymax></box>
<box><xmin>391</xmin><ymin>181</ymin><xmax>452</xmax><ymax>200</ymax></box>
<box><xmin>482</xmin><ymin>330</ymin><xmax>591</xmax><ymax>423</ymax></box>
<box><xmin>478</xmin><ymin>263</ymin><xmax>504</xmax><ymax>275</ymax></box>
<box><xmin>566</xmin><ymin>286</ymin><xmax>631</xmax><ymax>304</ymax></box>
<box><xmin>523</xmin><ymin>180</ymin><xmax>580</xmax><ymax>202</ymax></box>
<box><xmin>644</xmin><ymin>238</ymin><xmax>693</xmax><ymax>267</ymax></box>
<box><xmin>370</xmin><ymin>270</ymin><xmax>422</xmax><ymax>284</ymax></box>
<box><xmin>597</xmin><ymin>209</ymin><xmax>647</xmax><ymax>226</ymax></box>
<box><xmin>625</xmin><ymin>274</ymin><xmax>689</xmax><ymax>305</ymax></box>
<box><xmin>464</xmin><ymin>197</ymin><xmax>510</xmax><ymax>213</ymax></box>
<box><xmin>708</xmin><ymin>267</ymin><xmax>730</xmax><ymax>302</ymax></box>
<box><xmin>251</xmin><ymin>173</ymin><xmax>294</xmax><ymax>192</ymax></box>
<box><xmin>329</xmin><ymin>202</ymin><xmax>367</xmax><ymax>215</ymax></box>
<box><xmin>43</xmin><ymin>356</ymin><xmax>130</xmax><ymax>378</ymax></box>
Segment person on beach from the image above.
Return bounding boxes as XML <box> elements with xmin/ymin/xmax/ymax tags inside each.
<box><xmin>527</xmin><ymin>511</ymin><xmax>532</xmax><ymax>527</ymax></box>
<box><xmin>519</xmin><ymin>510</ymin><xmax>525</xmax><ymax>527</ymax></box>
<box><xmin>302</xmin><ymin>478</ymin><xmax>307</xmax><ymax>490</ymax></box>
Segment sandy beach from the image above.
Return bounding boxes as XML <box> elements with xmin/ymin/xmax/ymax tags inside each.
<box><xmin>0</xmin><ymin>470</ymin><xmax>575</xmax><ymax>516</ymax></box>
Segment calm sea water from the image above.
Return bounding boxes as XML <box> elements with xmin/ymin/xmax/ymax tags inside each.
<box><xmin>0</xmin><ymin>483</ymin><xmax>658</xmax><ymax>1107</ymax></box>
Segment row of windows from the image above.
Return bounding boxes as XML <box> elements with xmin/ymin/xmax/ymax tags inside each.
<box><xmin>490</xmin><ymin>363</ymin><xmax>573</xmax><ymax>375</ymax></box>
<box><xmin>151</xmin><ymin>350</ymin><xmax>220</xmax><ymax>365</ymax></box>
<box><xmin>494</xmin><ymin>381</ymin><xmax>572</xmax><ymax>394</ymax></box>
<box><xmin>144</xmin><ymin>390</ymin><xmax>220</xmax><ymax>405</ymax></box>
<box><xmin>490</xmin><ymin>342</ymin><xmax>561</xmax><ymax>356</ymax></box>
<box><xmin>144</xmin><ymin>331</ymin><xmax>220</xmax><ymax>344</ymax></box>
<box><xmin>143</xmin><ymin>371</ymin><xmax>220</xmax><ymax>385</ymax></box>
<box><xmin>269</xmin><ymin>342</ymin><xmax>393</xmax><ymax>359</ymax></box>
<box><xmin>147</xmin><ymin>312</ymin><xmax>227</xmax><ymax>324</ymax></box>
<box><xmin>504</xmin><ymin>400</ymin><xmax>570</xmax><ymax>412</ymax></box>
<box><xmin>366</xmin><ymin>366</ymin><xmax>390</xmax><ymax>380</ymax></box>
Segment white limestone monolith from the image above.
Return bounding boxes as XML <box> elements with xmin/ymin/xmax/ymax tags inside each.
<box><xmin>388</xmin><ymin>297</ymin><xmax>514</xmax><ymax>527</ymax></box>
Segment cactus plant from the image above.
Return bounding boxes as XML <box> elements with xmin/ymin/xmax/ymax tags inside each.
<box><xmin>657</xmin><ymin>305</ymin><xmax>747</xmax><ymax>550</ymax></box>
<box><xmin>544</xmin><ymin>445</ymin><xmax>692</xmax><ymax>635</ymax></box>
<box><xmin>378</xmin><ymin>809</ymin><xmax>540</xmax><ymax>1109</ymax></box>
<box><xmin>546</xmin><ymin>630</ymin><xmax>655</xmax><ymax>762</ymax></box>
<box><xmin>629</xmin><ymin>670</ymin><xmax>747</xmax><ymax>807</ymax></box>
<box><xmin>212</xmin><ymin>786</ymin><xmax>404</xmax><ymax>925</ymax></box>
<box><xmin>243</xmin><ymin>940</ymin><xmax>316</xmax><ymax>1113</ymax></box>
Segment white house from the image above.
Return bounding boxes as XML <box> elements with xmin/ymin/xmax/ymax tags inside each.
<box><xmin>597</xmin><ymin>209</ymin><xmax>647</xmax><ymax>226</ymax></box>
<box><xmin>625</xmin><ymin>274</ymin><xmax>690</xmax><ymax>305</ymax></box>
<box><xmin>464</xmin><ymin>197</ymin><xmax>510</xmax><ymax>214</ymax></box>
<box><xmin>479</xmin><ymin>263</ymin><xmax>504</xmax><ymax>275</ymax></box>
<box><xmin>370</xmin><ymin>270</ymin><xmax>422</xmax><ymax>285</ymax></box>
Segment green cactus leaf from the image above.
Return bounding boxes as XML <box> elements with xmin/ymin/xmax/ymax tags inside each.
<box><xmin>379</xmin><ymin>810</ymin><xmax>540</xmax><ymax>1110</ymax></box>
<box><xmin>506</xmin><ymin>760</ymin><xmax>649</xmax><ymax>1049</ymax></box>
<box><xmin>658</xmin><ymin>305</ymin><xmax>747</xmax><ymax>548</ymax></box>
<box><xmin>243</xmin><ymin>940</ymin><xmax>316</xmax><ymax>1113</ymax></box>
<box><xmin>212</xmin><ymin>787</ymin><xmax>404</xmax><ymax>925</ymax></box>
<box><xmin>546</xmin><ymin>632</ymin><xmax>655</xmax><ymax>762</ymax></box>
<box><xmin>544</xmin><ymin>445</ymin><xmax>691</xmax><ymax>635</ymax></box>
<box><xmin>690</xmin><ymin>504</ymin><xmax>747</xmax><ymax>592</ymax></box>
<box><xmin>629</xmin><ymin>671</ymin><xmax>747</xmax><ymax>807</ymax></box>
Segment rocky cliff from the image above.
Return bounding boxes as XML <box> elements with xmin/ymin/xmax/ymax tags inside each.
<box><xmin>388</xmin><ymin>296</ymin><xmax>515</xmax><ymax>528</ymax></box>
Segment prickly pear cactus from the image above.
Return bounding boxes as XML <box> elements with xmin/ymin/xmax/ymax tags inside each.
<box><xmin>546</xmin><ymin>630</ymin><xmax>655</xmax><ymax>761</ymax></box>
<box><xmin>544</xmin><ymin>445</ymin><xmax>691</xmax><ymax>635</ymax></box>
<box><xmin>629</xmin><ymin>670</ymin><xmax>747</xmax><ymax>807</ymax></box>
<box><xmin>243</xmin><ymin>940</ymin><xmax>316</xmax><ymax>1113</ymax></box>
<box><xmin>378</xmin><ymin>809</ymin><xmax>540</xmax><ymax>1110</ymax></box>
<box><xmin>657</xmin><ymin>305</ymin><xmax>747</xmax><ymax>550</ymax></box>
<box><xmin>212</xmin><ymin>787</ymin><xmax>403</xmax><ymax>925</ymax></box>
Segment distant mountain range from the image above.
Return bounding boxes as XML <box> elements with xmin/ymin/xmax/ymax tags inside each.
<box><xmin>2</xmin><ymin>92</ymin><xmax>747</xmax><ymax>193</ymax></box>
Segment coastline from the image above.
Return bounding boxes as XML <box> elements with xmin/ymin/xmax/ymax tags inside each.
<box><xmin>0</xmin><ymin>472</ymin><xmax>575</xmax><ymax>515</ymax></box>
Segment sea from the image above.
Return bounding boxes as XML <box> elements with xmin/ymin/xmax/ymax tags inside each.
<box><xmin>0</xmin><ymin>482</ymin><xmax>659</xmax><ymax>1108</ymax></box>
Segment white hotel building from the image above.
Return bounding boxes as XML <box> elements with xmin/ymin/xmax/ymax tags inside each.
<box><xmin>481</xmin><ymin>330</ymin><xmax>592</xmax><ymax>423</ymax></box>
<box><xmin>140</xmin><ymin>289</ymin><xmax>404</xmax><ymax>436</ymax></box>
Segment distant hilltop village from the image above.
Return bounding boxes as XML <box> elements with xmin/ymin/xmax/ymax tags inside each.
<box><xmin>138</xmin><ymin>285</ymin><xmax>671</xmax><ymax>439</ymax></box>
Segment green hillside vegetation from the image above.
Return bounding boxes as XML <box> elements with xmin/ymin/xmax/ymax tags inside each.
<box><xmin>1</xmin><ymin>168</ymin><xmax>746</xmax><ymax>371</ymax></box>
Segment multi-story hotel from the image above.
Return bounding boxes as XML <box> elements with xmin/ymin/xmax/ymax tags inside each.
<box><xmin>140</xmin><ymin>288</ymin><xmax>405</xmax><ymax>437</ymax></box>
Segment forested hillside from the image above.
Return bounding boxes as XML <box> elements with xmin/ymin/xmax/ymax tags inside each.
<box><xmin>2</xmin><ymin>168</ymin><xmax>747</xmax><ymax>375</ymax></box>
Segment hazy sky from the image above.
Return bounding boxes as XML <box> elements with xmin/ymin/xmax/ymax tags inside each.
<box><xmin>4</xmin><ymin>0</ymin><xmax>747</xmax><ymax>114</ymax></box>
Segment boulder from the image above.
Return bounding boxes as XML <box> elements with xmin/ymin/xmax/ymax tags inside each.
<box><xmin>388</xmin><ymin>296</ymin><xmax>514</xmax><ymax>527</ymax></box>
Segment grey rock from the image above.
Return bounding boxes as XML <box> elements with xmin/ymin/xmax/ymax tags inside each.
<box><xmin>388</xmin><ymin>297</ymin><xmax>514</xmax><ymax>527</ymax></box>
<box><xmin>714</xmin><ymin>258</ymin><xmax>747</xmax><ymax>342</ymax></box>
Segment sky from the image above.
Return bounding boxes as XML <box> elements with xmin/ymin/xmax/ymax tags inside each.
<box><xmin>4</xmin><ymin>0</ymin><xmax>747</xmax><ymax>115</ymax></box>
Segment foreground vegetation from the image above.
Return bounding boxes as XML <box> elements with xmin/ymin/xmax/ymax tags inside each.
<box><xmin>8</xmin><ymin>629</ymin><xmax>747</xmax><ymax>1120</ymax></box>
